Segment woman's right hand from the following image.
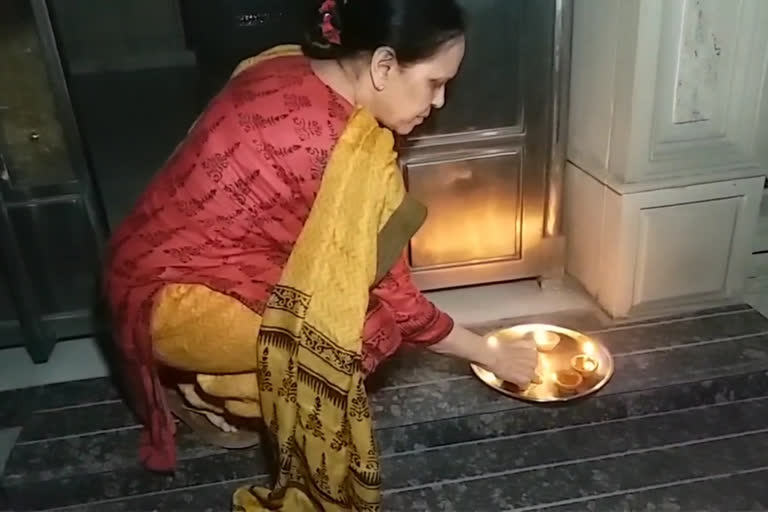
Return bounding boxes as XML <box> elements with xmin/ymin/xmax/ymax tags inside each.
<box><xmin>480</xmin><ymin>336</ymin><xmax>538</xmax><ymax>388</ymax></box>
<box><xmin>428</xmin><ymin>325</ymin><xmax>539</xmax><ymax>388</ymax></box>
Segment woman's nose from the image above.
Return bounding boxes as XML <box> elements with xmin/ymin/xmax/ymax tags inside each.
<box><xmin>432</xmin><ymin>86</ymin><xmax>446</xmax><ymax>110</ymax></box>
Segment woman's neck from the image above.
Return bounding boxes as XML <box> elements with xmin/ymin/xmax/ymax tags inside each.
<box><xmin>310</xmin><ymin>58</ymin><xmax>360</xmax><ymax>107</ymax></box>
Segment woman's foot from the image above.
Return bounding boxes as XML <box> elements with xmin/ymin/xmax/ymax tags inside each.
<box><xmin>165</xmin><ymin>386</ymin><xmax>261</xmax><ymax>449</ymax></box>
<box><xmin>200</xmin><ymin>410</ymin><xmax>239</xmax><ymax>433</ymax></box>
<box><xmin>177</xmin><ymin>383</ymin><xmax>239</xmax><ymax>432</ymax></box>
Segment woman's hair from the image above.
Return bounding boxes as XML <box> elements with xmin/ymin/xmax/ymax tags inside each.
<box><xmin>302</xmin><ymin>0</ymin><xmax>466</xmax><ymax>64</ymax></box>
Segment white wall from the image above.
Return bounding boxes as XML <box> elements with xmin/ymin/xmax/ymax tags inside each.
<box><xmin>565</xmin><ymin>0</ymin><xmax>768</xmax><ymax>318</ymax></box>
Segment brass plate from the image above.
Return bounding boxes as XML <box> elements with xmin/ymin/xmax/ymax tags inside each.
<box><xmin>470</xmin><ymin>324</ymin><xmax>614</xmax><ymax>403</ymax></box>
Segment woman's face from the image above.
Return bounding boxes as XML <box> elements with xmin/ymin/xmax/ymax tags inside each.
<box><xmin>367</xmin><ymin>37</ymin><xmax>465</xmax><ymax>135</ymax></box>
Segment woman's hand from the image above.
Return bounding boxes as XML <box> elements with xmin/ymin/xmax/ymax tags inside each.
<box><xmin>428</xmin><ymin>325</ymin><xmax>538</xmax><ymax>388</ymax></box>
<box><xmin>479</xmin><ymin>336</ymin><xmax>539</xmax><ymax>388</ymax></box>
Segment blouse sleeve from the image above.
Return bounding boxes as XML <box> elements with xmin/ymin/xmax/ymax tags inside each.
<box><xmin>370</xmin><ymin>251</ymin><xmax>454</xmax><ymax>345</ymax></box>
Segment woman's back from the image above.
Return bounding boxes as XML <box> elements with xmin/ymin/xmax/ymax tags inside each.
<box><xmin>107</xmin><ymin>54</ymin><xmax>352</xmax><ymax>309</ymax></box>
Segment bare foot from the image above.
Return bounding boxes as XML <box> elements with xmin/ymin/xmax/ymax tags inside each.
<box><xmin>201</xmin><ymin>410</ymin><xmax>239</xmax><ymax>433</ymax></box>
<box><xmin>178</xmin><ymin>383</ymin><xmax>238</xmax><ymax>432</ymax></box>
<box><xmin>178</xmin><ymin>383</ymin><xmax>223</xmax><ymax>413</ymax></box>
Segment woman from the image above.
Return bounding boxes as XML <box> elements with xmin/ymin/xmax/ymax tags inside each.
<box><xmin>106</xmin><ymin>0</ymin><xmax>537</xmax><ymax>510</ymax></box>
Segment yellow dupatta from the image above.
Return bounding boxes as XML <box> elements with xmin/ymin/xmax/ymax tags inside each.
<box><xmin>229</xmin><ymin>47</ymin><xmax>424</xmax><ymax>511</ymax></box>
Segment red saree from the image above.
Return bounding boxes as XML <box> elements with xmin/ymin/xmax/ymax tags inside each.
<box><xmin>105</xmin><ymin>54</ymin><xmax>453</xmax><ymax>473</ymax></box>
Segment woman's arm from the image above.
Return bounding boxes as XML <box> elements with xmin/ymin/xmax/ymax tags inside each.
<box><xmin>372</xmin><ymin>253</ymin><xmax>537</xmax><ymax>387</ymax></box>
<box><xmin>370</xmin><ymin>253</ymin><xmax>454</xmax><ymax>345</ymax></box>
<box><xmin>428</xmin><ymin>324</ymin><xmax>538</xmax><ymax>388</ymax></box>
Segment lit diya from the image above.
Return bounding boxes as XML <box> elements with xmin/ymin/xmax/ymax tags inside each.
<box><xmin>553</xmin><ymin>369</ymin><xmax>583</xmax><ymax>391</ymax></box>
<box><xmin>532</xmin><ymin>328</ymin><xmax>561</xmax><ymax>352</ymax></box>
<box><xmin>571</xmin><ymin>353</ymin><xmax>599</xmax><ymax>375</ymax></box>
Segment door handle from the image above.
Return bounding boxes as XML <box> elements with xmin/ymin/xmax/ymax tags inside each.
<box><xmin>0</xmin><ymin>106</ymin><xmax>10</xmax><ymax>184</ymax></box>
<box><xmin>0</xmin><ymin>153</ymin><xmax>9</xmax><ymax>183</ymax></box>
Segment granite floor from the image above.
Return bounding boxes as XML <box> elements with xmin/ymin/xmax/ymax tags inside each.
<box><xmin>2</xmin><ymin>304</ymin><xmax>768</xmax><ymax>511</ymax></box>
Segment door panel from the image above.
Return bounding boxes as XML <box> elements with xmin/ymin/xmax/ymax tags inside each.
<box><xmin>417</xmin><ymin>0</ymin><xmax>525</xmax><ymax>136</ymax></box>
<box><xmin>0</xmin><ymin>0</ymin><xmax>76</xmax><ymax>188</ymax></box>
<box><xmin>408</xmin><ymin>151</ymin><xmax>524</xmax><ymax>268</ymax></box>
<box><xmin>0</xmin><ymin>257</ymin><xmax>24</xmax><ymax>349</ymax></box>
<box><xmin>8</xmin><ymin>198</ymin><xmax>99</xmax><ymax>339</ymax></box>
<box><xmin>0</xmin><ymin>0</ymin><xmax>105</xmax><ymax>359</ymax></box>
<box><xmin>404</xmin><ymin>0</ymin><xmax>557</xmax><ymax>289</ymax></box>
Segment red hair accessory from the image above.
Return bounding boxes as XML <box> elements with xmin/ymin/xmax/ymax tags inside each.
<box><xmin>319</xmin><ymin>0</ymin><xmax>341</xmax><ymax>45</ymax></box>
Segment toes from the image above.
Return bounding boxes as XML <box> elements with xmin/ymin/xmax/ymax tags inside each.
<box><xmin>202</xmin><ymin>411</ymin><xmax>238</xmax><ymax>432</ymax></box>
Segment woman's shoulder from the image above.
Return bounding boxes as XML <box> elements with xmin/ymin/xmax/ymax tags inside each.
<box><xmin>217</xmin><ymin>55</ymin><xmax>352</xmax><ymax>132</ymax></box>
<box><xmin>148</xmin><ymin>54</ymin><xmax>355</xmax><ymax>201</ymax></box>
<box><xmin>229</xmin><ymin>54</ymin><xmax>312</xmax><ymax>94</ymax></box>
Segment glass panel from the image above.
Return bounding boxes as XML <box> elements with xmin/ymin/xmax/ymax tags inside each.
<box><xmin>9</xmin><ymin>198</ymin><xmax>99</xmax><ymax>316</ymax></box>
<box><xmin>0</xmin><ymin>0</ymin><xmax>76</xmax><ymax>187</ymax></box>
<box><xmin>415</xmin><ymin>0</ymin><xmax>524</xmax><ymax>137</ymax></box>
<box><xmin>0</xmin><ymin>258</ymin><xmax>18</xmax><ymax>324</ymax></box>
<box><xmin>0</xmin><ymin>237</ymin><xmax>24</xmax><ymax>348</ymax></box>
<box><xmin>48</xmin><ymin>0</ymin><xmax>201</xmax><ymax>228</ymax></box>
<box><xmin>408</xmin><ymin>152</ymin><xmax>523</xmax><ymax>268</ymax></box>
<box><xmin>182</xmin><ymin>0</ymin><xmax>306</xmax><ymax>97</ymax></box>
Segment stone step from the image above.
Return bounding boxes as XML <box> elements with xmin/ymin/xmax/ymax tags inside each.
<box><xmin>0</xmin><ymin>305</ymin><xmax>759</xmax><ymax>428</ymax></box>
<box><xmin>381</xmin><ymin>397</ymin><xmax>768</xmax><ymax>492</ymax></box>
<box><xmin>539</xmin><ymin>468</ymin><xmax>768</xmax><ymax>512</ymax></box>
<box><xmin>6</xmin><ymin>371</ymin><xmax>768</xmax><ymax>511</ymax></box>
<box><xmin>22</xmin><ymin>381</ymin><xmax>768</xmax><ymax>512</ymax></box>
<box><xmin>383</xmin><ymin>430</ymin><xmax>768</xmax><ymax>511</ymax></box>
<box><xmin>3</xmin><ymin>305</ymin><xmax>768</xmax><ymax>511</ymax></box>
<box><xmin>8</xmin><ymin>337</ymin><xmax>768</xmax><ymax>487</ymax></box>
<box><xmin>51</xmin><ymin>478</ymin><xmax>250</xmax><ymax>512</ymax></box>
<box><xmin>370</xmin><ymin>331</ymin><xmax>768</xmax><ymax>434</ymax></box>
<box><xmin>48</xmin><ymin>466</ymin><xmax>768</xmax><ymax>512</ymax></box>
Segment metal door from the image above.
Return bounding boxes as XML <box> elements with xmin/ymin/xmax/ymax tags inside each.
<box><xmin>403</xmin><ymin>0</ymin><xmax>570</xmax><ymax>290</ymax></box>
<box><xmin>0</xmin><ymin>0</ymin><xmax>106</xmax><ymax>360</ymax></box>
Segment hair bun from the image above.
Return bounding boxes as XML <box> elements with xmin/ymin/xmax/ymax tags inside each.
<box><xmin>302</xmin><ymin>0</ymin><xmax>465</xmax><ymax>64</ymax></box>
<box><xmin>319</xmin><ymin>3</ymin><xmax>342</xmax><ymax>45</ymax></box>
<box><xmin>302</xmin><ymin>0</ymin><xmax>344</xmax><ymax>58</ymax></box>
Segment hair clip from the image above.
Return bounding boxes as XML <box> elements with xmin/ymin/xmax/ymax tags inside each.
<box><xmin>319</xmin><ymin>0</ymin><xmax>341</xmax><ymax>45</ymax></box>
<box><xmin>319</xmin><ymin>0</ymin><xmax>337</xmax><ymax>13</ymax></box>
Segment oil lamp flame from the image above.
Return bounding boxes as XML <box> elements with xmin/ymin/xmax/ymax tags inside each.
<box><xmin>571</xmin><ymin>354</ymin><xmax>599</xmax><ymax>375</ymax></box>
<box><xmin>533</xmin><ymin>329</ymin><xmax>560</xmax><ymax>352</ymax></box>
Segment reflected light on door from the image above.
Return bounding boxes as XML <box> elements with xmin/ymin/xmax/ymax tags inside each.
<box><xmin>408</xmin><ymin>155</ymin><xmax>522</xmax><ymax>268</ymax></box>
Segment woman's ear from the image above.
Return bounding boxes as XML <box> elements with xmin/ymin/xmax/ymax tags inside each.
<box><xmin>369</xmin><ymin>46</ymin><xmax>397</xmax><ymax>92</ymax></box>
